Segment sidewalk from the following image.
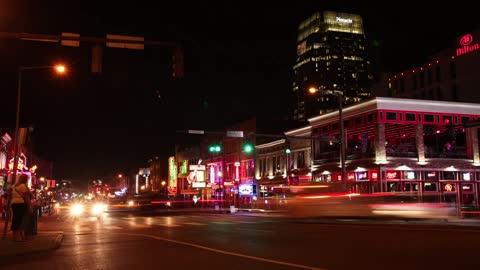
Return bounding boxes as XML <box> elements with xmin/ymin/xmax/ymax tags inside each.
<box><xmin>0</xmin><ymin>231</ymin><xmax>63</xmax><ymax>258</ymax></box>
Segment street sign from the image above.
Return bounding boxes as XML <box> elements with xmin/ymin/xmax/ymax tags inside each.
<box><xmin>226</xmin><ymin>130</ymin><xmax>244</xmax><ymax>138</ymax></box>
<box><xmin>61</xmin><ymin>32</ymin><xmax>80</xmax><ymax>47</ymax></box>
<box><xmin>464</xmin><ymin>120</ymin><xmax>480</xmax><ymax>128</ymax></box>
<box><xmin>106</xmin><ymin>34</ymin><xmax>144</xmax><ymax>50</ymax></box>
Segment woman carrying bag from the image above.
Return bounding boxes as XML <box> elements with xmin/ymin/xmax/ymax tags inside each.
<box><xmin>9</xmin><ymin>174</ymin><xmax>32</xmax><ymax>242</ymax></box>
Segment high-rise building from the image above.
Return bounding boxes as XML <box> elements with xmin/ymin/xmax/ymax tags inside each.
<box><xmin>292</xmin><ymin>11</ymin><xmax>373</xmax><ymax>121</ymax></box>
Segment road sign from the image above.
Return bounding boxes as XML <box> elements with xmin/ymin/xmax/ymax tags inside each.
<box><xmin>226</xmin><ymin>130</ymin><xmax>244</xmax><ymax>138</ymax></box>
<box><xmin>106</xmin><ymin>34</ymin><xmax>144</xmax><ymax>50</ymax></box>
<box><xmin>61</xmin><ymin>32</ymin><xmax>80</xmax><ymax>47</ymax></box>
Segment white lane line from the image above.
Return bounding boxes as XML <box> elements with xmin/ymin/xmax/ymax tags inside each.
<box><xmin>119</xmin><ymin>233</ymin><xmax>327</xmax><ymax>270</ymax></box>
<box><xmin>184</xmin><ymin>222</ymin><xmax>208</xmax><ymax>226</ymax></box>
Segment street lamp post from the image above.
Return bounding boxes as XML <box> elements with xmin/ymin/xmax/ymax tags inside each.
<box><xmin>308</xmin><ymin>86</ymin><xmax>347</xmax><ymax>191</ymax></box>
<box><xmin>2</xmin><ymin>64</ymin><xmax>66</xmax><ymax>240</ymax></box>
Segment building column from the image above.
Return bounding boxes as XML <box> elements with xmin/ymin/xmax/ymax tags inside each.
<box><xmin>466</xmin><ymin>127</ymin><xmax>480</xmax><ymax>165</ymax></box>
<box><xmin>375</xmin><ymin>123</ymin><xmax>387</xmax><ymax>164</ymax></box>
<box><xmin>415</xmin><ymin>124</ymin><xmax>426</xmax><ymax>164</ymax></box>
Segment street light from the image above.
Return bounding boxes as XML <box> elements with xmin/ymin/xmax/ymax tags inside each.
<box><xmin>2</xmin><ymin>63</ymin><xmax>67</xmax><ymax>239</ymax></box>
<box><xmin>308</xmin><ymin>86</ymin><xmax>347</xmax><ymax>190</ymax></box>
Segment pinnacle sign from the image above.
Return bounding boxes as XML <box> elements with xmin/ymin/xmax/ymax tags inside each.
<box><xmin>456</xmin><ymin>33</ymin><xmax>479</xmax><ymax>56</ymax></box>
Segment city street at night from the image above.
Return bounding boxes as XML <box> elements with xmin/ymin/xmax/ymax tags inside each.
<box><xmin>2</xmin><ymin>211</ymin><xmax>480</xmax><ymax>270</ymax></box>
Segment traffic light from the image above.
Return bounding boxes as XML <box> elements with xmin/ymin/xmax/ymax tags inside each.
<box><xmin>209</xmin><ymin>144</ymin><xmax>221</xmax><ymax>153</ymax></box>
<box><xmin>244</xmin><ymin>143</ymin><xmax>253</xmax><ymax>153</ymax></box>
<box><xmin>172</xmin><ymin>46</ymin><xmax>184</xmax><ymax>79</ymax></box>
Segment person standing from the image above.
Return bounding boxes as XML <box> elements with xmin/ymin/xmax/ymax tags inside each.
<box><xmin>9</xmin><ymin>174</ymin><xmax>32</xmax><ymax>241</ymax></box>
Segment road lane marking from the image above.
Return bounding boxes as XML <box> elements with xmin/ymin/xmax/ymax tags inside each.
<box><xmin>119</xmin><ymin>233</ymin><xmax>327</xmax><ymax>270</ymax></box>
<box><xmin>156</xmin><ymin>223</ymin><xmax>181</xmax><ymax>227</ymax></box>
<box><xmin>184</xmin><ymin>222</ymin><xmax>208</xmax><ymax>226</ymax></box>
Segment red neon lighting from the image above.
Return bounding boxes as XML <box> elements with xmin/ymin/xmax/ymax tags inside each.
<box><xmin>436</xmin><ymin>60</ymin><xmax>439</xmax><ymax>64</ymax></box>
<box><xmin>412</xmin><ymin>70</ymin><xmax>415</xmax><ymax>73</ymax></box>
<box><xmin>444</xmin><ymin>184</ymin><xmax>453</xmax><ymax>192</ymax></box>
<box><xmin>386</xmin><ymin>171</ymin><xmax>398</xmax><ymax>179</ymax></box>
<box><xmin>456</xmin><ymin>43</ymin><xmax>479</xmax><ymax>56</ymax></box>
<box><xmin>428</xmin><ymin>63</ymin><xmax>431</xmax><ymax>66</ymax></box>
<box><xmin>460</xmin><ymin>34</ymin><xmax>473</xmax><ymax>46</ymax></box>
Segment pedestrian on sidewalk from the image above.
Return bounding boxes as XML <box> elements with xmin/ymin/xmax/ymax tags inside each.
<box><xmin>9</xmin><ymin>174</ymin><xmax>33</xmax><ymax>242</ymax></box>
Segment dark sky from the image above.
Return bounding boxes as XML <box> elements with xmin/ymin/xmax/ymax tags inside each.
<box><xmin>0</xmin><ymin>1</ymin><xmax>479</xmax><ymax>181</ymax></box>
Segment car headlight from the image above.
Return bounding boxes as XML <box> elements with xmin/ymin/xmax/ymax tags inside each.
<box><xmin>71</xmin><ymin>204</ymin><xmax>84</xmax><ymax>216</ymax></box>
<box><xmin>92</xmin><ymin>204</ymin><xmax>106</xmax><ymax>215</ymax></box>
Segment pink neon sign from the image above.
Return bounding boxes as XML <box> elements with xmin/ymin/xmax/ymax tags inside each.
<box><xmin>456</xmin><ymin>33</ymin><xmax>479</xmax><ymax>56</ymax></box>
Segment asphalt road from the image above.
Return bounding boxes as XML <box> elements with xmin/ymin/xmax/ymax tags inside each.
<box><xmin>2</xmin><ymin>211</ymin><xmax>480</xmax><ymax>270</ymax></box>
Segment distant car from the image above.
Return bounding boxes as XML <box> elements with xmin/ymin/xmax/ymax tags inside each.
<box><xmin>69</xmin><ymin>200</ymin><xmax>108</xmax><ymax>220</ymax></box>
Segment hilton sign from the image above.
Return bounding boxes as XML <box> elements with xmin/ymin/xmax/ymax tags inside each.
<box><xmin>456</xmin><ymin>34</ymin><xmax>479</xmax><ymax>56</ymax></box>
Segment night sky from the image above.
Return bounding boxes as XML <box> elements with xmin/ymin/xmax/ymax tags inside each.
<box><xmin>0</xmin><ymin>1</ymin><xmax>479</xmax><ymax>181</ymax></box>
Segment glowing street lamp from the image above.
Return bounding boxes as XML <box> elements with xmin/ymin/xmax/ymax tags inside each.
<box><xmin>3</xmin><ymin>63</ymin><xmax>69</xmax><ymax>239</ymax></box>
<box><xmin>308</xmin><ymin>86</ymin><xmax>318</xmax><ymax>94</ymax></box>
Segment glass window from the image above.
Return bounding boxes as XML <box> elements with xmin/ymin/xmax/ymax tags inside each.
<box><xmin>450</xmin><ymin>61</ymin><xmax>456</xmax><ymax>79</ymax></box>
<box><xmin>428</xmin><ymin>88</ymin><xmax>434</xmax><ymax>99</ymax></box>
<box><xmin>411</xmin><ymin>75</ymin><xmax>417</xmax><ymax>90</ymax></box>
<box><xmin>442</xmin><ymin>183</ymin><xmax>456</xmax><ymax>192</ymax></box>
<box><xmin>386</xmin><ymin>112</ymin><xmax>396</xmax><ymax>120</ymax></box>
<box><xmin>420</xmin><ymin>72</ymin><xmax>425</xmax><ymax>88</ymax></box>
<box><xmin>442</xmin><ymin>171</ymin><xmax>457</xmax><ymax>180</ymax></box>
<box><xmin>355</xmin><ymin>116</ymin><xmax>363</xmax><ymax>124</ymax></box>
<box><xmin>461</xmin><ymin>184</ymin><xmax>473</xmax><ymax>192</ymax></box>
<box><xmin>406</xmin><ymin>113</ymin><xmax>416</xmax><ymax>121</ymax></box>
<box><xmin>436</xmin><ymin>87</ymin><xmax>443</xmax><ymax>100</ymax></box>
<box><xmin>435</xmin><ymin>66</ymin><xmax>441</xmax><ymax>82</ymax></box>
<box><xmin>332</xmin><ymin>123</ymin><xmax>338</xmax><ymax>130</ymax></box>
<box><xmin>424</xmin><ymin>114</ymin><xmax>435</xmax><ymax>122</ymax></box>
<box><xmin>452</xmin><ymin>85</ymin><xmax>458</xmax><ymax>101</ymax></box>
<box><xmin>461</xmin><ymin>116</ymin><xmax>470</xmax><ymax>124</ymax></box>
<box><xmin>427</xmin><ymin>68</ymin><xmax>433</xmax><ymax>84</ymax></box>
<box><xmin>404</xmin><ymin>171</ymin><xmax>417</xmax><ymax>180</ymax></box>
<box><xmin>367</xmin><ymin>113</ymin><xmax>374</xmax><ymax>122</ymax></box>
<box><xmin>424</xmin><ymin>171</ymin><xmax>438</xmax><ymax>181</ymax></box>
<box><xmin>461</xmin><ymin>172</ymin><xmax>473</xmax><ymax>181</ymax></box>
<box><xmin>424</xmin><ymin>182</ymin><xmax>437</xmax><ymax>192</ymax></box>
<box><xmin>400</xmin><ymin>78</ymin><xmax>405</xmax><ymax>92</ymax></box>
<box><xmin>322</xmin><ymin>126</ymin><xmax>328</xmax><ymax>133</ymax></box>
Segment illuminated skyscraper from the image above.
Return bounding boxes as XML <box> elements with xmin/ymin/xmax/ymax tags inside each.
<box><xmin>292</xmin><ymin>11</ymin><xmax>373</xmax><ymax>121</ymax></box>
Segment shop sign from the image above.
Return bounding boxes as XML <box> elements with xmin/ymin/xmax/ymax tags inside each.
<box><xmin>456</xmin><ymin>34</ymin><xmax>479</xmax><ymax>56</ymax></box>
<box><xmin>386</xmin><ymin>171</ymin><xmax>399</xmax><ymax>180</ymax></box>
<box><xmin>370</xmin><ymin>171</ymin><xmax>378</xmax><ymax>181</ymax></box>
<box><xmin>356</xmin><ymin>171</ymin><xmax>368</xmax><ymax>181</ymax></box>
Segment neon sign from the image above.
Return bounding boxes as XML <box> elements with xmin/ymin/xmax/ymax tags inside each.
<box><xmin>209</xmin><ymin>166</ymin><xmax>215</xmax><ymax>184</ymax></box>
<box><xmin>168</xmin><ymin>157</ymin><xmax>177</xmax><ymax>189</ymax></box>
<box><xmin>456</xmin><ymin>33</ymin><xmax>479</xmax><ymax>56</ymax></box>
